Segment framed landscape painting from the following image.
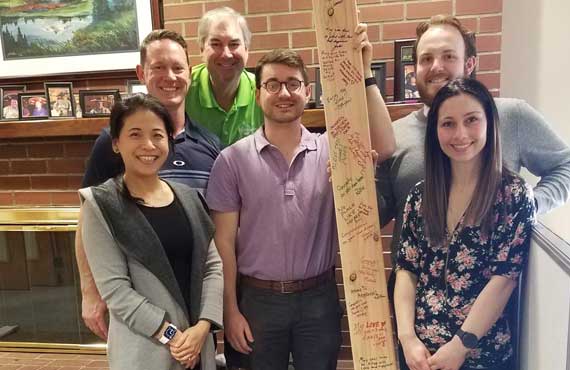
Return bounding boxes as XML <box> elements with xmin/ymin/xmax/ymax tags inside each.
<box><xmin>0</xmin><ymin>0</ymin><xmax>160</xmax><ymax>78</ymax></box>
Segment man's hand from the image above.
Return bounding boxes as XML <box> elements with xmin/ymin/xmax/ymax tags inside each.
<box><xmin>354</xmin><ymin>23</ymin><xmax>373</xmax><ymax>76</ymax></box>
<box><xmin>400</xmin><ymin>335</ymin><xmax>432</xmax><ymax>370</ymax></box>
<box><xmin>224</xmin><ymin>309</ymin><xmax>254</xmax><ymax>354</ymax></box>
<box><xmin>170</xmin><ymin>320</ymin><xmax>210</xmax><ymax>365</ymax></box>
<box><xmin>427</xmin><ymin>336</ymin><xmax>469</xmax><ymax>370</ymax></box>
<box><xmin>81</xmin><ymin>288</ymin><xmax>108</xmax><ymax>340</ymax></box>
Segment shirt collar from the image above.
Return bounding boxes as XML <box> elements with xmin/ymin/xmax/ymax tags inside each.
<box><xmin>253</xmin><ymin>124</ymin><xmax>318</xmax><ymax>153</ymax></box>
<box><xmin>197</xmin><ymin>63</ymin><xmax>254</xmax><ymax>109</ymax></box>
<box><xmin>173</xmin><ymin>113</ymin><xmax>198</xmax><ymax>142</ymax></box>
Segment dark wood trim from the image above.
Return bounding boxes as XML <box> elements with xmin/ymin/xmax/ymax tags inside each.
<box><xmin>0</xmin><ymin>103</ymin><xmax>422</xmax><ymax>139</ymax></box>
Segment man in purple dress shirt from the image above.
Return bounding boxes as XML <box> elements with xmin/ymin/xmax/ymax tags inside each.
<box><xmin>206</xmin><ymin>25</ymin><xmax>395</xmax><ymax>370</ymax></box>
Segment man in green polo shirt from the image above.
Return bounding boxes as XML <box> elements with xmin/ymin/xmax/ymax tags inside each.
<box><xmin>186</xmin><ymin>7</ymin><xmax>263</xmax><ymax>146</ymax></box>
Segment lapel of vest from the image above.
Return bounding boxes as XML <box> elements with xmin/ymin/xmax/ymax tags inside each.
<box><xmin>168</xmin><ymin>181</ymin><xmax>215</xmax><ymax>324</ymax></box>
<box><xmin>91</xmin><ymin>177</ymin><xmax>189</xmax><ymax>320</ymax></box>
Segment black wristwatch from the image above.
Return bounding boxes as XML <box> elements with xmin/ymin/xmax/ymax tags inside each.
<box><xmin>364</xmin><ymin>76</ymin><xmax>377</xmax><ymax>87</ymax></box>
<box><xmin>455</xmin><ymin>328</ymin><xmax>478</xmax><ymax>349</ymax></box>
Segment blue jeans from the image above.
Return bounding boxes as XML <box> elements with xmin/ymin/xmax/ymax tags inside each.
<box><xmin>232</xmin><ymin>279</ymin><xmax>342</xmax><ymax>370</ymax></box>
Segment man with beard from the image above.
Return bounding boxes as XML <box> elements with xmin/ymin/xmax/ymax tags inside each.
<box><xmin>206</xmin><ymin>25</ymin><xmax>395</xmax><ymax>369</ymax></box>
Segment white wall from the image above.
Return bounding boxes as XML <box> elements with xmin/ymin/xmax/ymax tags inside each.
<box><xmin>501</xmin><ymin>0</ymin><xmax>570</xmax><ymax>241</ymax></box>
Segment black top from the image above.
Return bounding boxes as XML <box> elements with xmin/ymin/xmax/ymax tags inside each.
<box><xmin>82</xmin><ymin>114</ymin><xmax>221</xmax><ymax>191</ymax></box>
<box><xmin>137</xmin><ymin>196</ymin><xmax>194</xmax><ymax>310</ymax></box>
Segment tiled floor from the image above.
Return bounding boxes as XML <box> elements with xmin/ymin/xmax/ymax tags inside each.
<box><xmin>0</xmin><ymin>351</ymin><xmax>355</xmax><ymax>370</ymax></box>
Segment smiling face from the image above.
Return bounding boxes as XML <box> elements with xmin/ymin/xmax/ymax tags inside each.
<box><xmin>202</xmin><ymin>18</ymin><xmax>248</xmax><ymax>83</ymax></box>
<box><xmin>415</xmin><ymin>25</ymin><xmax>476</xmax><ymax>106</ymax></box>
<box><xmin>113</xmin><ymin>109</ymin><xmax>170</xmax><ymax>179</ymax></box>
<box><xmin>437</xmin><ymin>93</ymin><xmax>487</xmax><ymax>168</ymax></box>
<box><xmin>256</xmin><ymin>63</ymin><xmax>310</xmax><ymax>126</ymax></box>
<box><xmin>136</xmin><ymin>39</ymin><xmax>190</xmax><ymax>111</ymax></box>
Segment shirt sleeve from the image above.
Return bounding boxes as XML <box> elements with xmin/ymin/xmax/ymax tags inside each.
<box><xmin>490</xmin><ymin>178</ymin><xmax>536</xmax><ymax>280</ymax></box>
<box><xmin>81</xmin><ymin>129</ymin><xmax>123</xmax><ymax>187</ymax></box>
<box><xmin>395</xmin><ymin>184</ymin><xmax>423</xmax><ymax>276</ymax></box>
<box><xmin>205</xmin><ymin>151</ymin><xmax>241</xmax><ymax>212</ymax></box>
<box><xmin>514</xmin><ymin>100</ymin><xmax>570</xmax><ymax>214</ymax></box>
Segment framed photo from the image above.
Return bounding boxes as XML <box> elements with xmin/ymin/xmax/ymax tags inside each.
<box><xmin>127</xmin><ymin>80</ymin><xmax>148</xmax><ymax>95</ymax></box>
<box><xmin>80</xmin><ymin>89</ymin><xmax>121</xmax><ymax>117</ymax></box>
<box><xmin>45</xmin><ymin>82</ymin><xmax>75</xmax><ymax>118</ymax></box>
<box><xmin>19</xmin><ymin>93</ymin><xmax>49</xmax><ymax>120</ymax></box>
<box><xmin>394</xmin><ymin>39</ymin><xmax>419</xmax><ymax>102</ymax></box>
<box><xmin>0</xmin><ymin>0</ymin><xmax>160</xmax><ymax>78</ymax></box>
<box><xmin>1</xmin><ymin>85</ymin><xmax>26</xmax><ymax>120</ymax></box>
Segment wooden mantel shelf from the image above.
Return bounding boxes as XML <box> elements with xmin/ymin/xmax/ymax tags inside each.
<box><xmin>0</xmin><ymin>103</ymin><xmax>422</xmax><ymax>139</ymax></box>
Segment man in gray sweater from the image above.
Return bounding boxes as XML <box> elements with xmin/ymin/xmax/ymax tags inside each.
<box><xmin>377</xmin><ymin>15</ymin><xmax>570</xmax><ymax>259</ymax></box>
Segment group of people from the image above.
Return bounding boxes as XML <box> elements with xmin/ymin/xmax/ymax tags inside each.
<box><xmin>75</xmin><ymin>8</ymin><xmax>570</xmax><ymax>370</ymax></box>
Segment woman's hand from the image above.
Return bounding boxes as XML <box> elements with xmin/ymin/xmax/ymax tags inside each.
<box><xmin>169</xmin><ymin>320</ymin><xmax>211</xmax><ymax>364</ymax></box>
<box><xmin>400</xmin><ymin>334</ymin><xmax>432</xmax><ymax>370</ymax></box>
<box><xmin>427</xmin><ymin>336</ymin><xmax>469</xmax><ymax>370</ymax></box>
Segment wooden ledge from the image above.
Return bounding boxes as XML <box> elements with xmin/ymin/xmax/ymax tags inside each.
<box><xmin>0</xmin><ymin>103</ymin><xmax>422</xmax><ymax>139</ymax></box>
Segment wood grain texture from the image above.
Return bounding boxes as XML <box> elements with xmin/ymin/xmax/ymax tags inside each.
<box><xmin>312</xmin><ymin>0</ymin><xmax>397</xmax><ymax>368</ymax></box>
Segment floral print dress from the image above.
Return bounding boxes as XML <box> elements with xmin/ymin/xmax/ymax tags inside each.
<box><xmin>396</xmin><ymin>173</ymin><xmax>536</xmax><ymax>368</ymax></box>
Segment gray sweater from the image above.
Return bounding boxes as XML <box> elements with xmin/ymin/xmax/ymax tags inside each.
<box><xmin>377</xmin><ymin>98</ymin><xmax>570</xmax><ymax>255</ymax></box>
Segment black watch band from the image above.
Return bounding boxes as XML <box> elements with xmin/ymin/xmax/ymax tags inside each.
<box><xmin>364</xmin><ymin>77</ymin><xmax>377</xmax><ymax>87</ymax></box>
<box><xmin>455</xmin><ymin>328</ymin><xmax>478</xmax><ymax>349</ymax></box>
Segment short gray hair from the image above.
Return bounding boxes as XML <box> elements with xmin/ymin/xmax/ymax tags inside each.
<box><xmin>197</xmin><ymin>7</ymin><xmax>252</xmax><ymax>49</ymax></box>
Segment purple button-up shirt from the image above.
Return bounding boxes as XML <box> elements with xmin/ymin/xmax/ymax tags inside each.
<box><xmin>206</xmin><ymin>125</ymin><xmax>338</xmax><ymax>281</ymax></box>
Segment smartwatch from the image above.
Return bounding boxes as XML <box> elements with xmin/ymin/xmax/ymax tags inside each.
<box><xmin>455</xmin><ymin>328</ymin><xmax>478</xmax><ymax>349</ymax></box>
<box><xmin>158</xmin><ymin>323</ymin><xmax>178</xmax><ymax>344</ymax></box>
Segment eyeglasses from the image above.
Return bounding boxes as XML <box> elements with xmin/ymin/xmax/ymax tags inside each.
<box><xmin>261</xmin><ymin>79</ymin><xmax>304</xmax><ymax>94</ymax></box>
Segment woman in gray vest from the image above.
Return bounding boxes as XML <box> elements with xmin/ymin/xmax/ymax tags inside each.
<box><xmin>79</xmin><ymin>94</ymin><xmax>222</xmax><ymax>370</ymax></box>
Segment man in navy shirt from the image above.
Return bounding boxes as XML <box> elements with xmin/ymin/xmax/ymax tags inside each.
<box><xmin>77</xmin><ymin>30</ymin><xmax>221</xmax><ymax>340</ymax></box>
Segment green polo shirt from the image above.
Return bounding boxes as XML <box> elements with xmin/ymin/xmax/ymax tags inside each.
<box><xmin>186</xmin><ymin>63</ymin><xmax>263</xmax><ymax>146</ymax></box>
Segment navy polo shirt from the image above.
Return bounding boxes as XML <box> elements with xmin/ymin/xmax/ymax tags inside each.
<box><xmin>82</xmin><ymin>114</ymin><xmax>221</xmax><ymax>191</ymax></box>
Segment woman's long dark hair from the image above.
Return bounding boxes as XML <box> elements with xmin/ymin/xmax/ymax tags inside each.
<box><xmin>424</xmin><ymin>78</ymin><xmax>503</xmax><ymax>245</ymax></box>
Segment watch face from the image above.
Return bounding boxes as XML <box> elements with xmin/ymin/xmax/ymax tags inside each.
<box><xmin>462</xmin><ymin>332</ymin><xmax>478</xmax><ymax>349</ymax></box>
<box><xmin>164</xmin><ymin>325</ymin><xmax>177</xmax><ymax>339</ymax></box>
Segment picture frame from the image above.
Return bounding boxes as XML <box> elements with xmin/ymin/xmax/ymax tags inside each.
<box><xmin>394</xmin><ymin>39</ymin><xmax>420</xmax><ymax>102</ymax></box>
<box><xmin>314</xmin><ymin>67</ymin><xmax>324</xmax><ymax>108</ymax></box>
<box><xmin>79</xmin><ymin>89</ymin><xmax>121</xmax><ymax>118</ymax></box>
<box><xmin>1</xmin><ymin>85</ymin><xmax>26</xmax><ymax>120</ymax></box>
<box><xmin>127</xmin><ymin>80</ymin><xmax>148</xmax><ymax>95</ymax></box>
<box><xmin>0</xmin><ymin>0</ymin><xmax>160</xmax><ymax>78</ymax></box>
<box><xmin>45</xmin><ymin>82</ymin><xmax>75</xmax><ymax>118</ymax></box>
<box><xmin>19</xmin><ymin>92</ymin><xmax>49</xmax><ymax>120</ymax></box>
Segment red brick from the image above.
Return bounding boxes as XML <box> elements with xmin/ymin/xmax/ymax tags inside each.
<box><xmin>189</xmin><ymin>55</ymin><xmax>203</xmax><ymax>66</ymax></box>
<box><xmin>270</xmin><ymin>12</ymin><xmax>312</xmax><ymax>31</ymax></box>
<box><xmin>382</xmin><ymin>22</ymin><xmax>420</xmax><ymax>41</ymax></box>
<box><xmin>30</xmin><ymin>175</ymin><xmax>70</xmax><ymax>189</ymax></box>
<box><xmin>205</xmin><ymin>0</ymin><xmax>245</xmax><ymax>13</ymax></box>
<box><xmin>457</xmin><ymin>17</ymin><xmax>478</xmax><ymax>33</ymax></box>
<box><xmin>0</xmin><ymin>192</ymin><xmax>13</xmax><ymax>205</ymax></box>
<box><xmin>28</xmin><ymin>143</ymin><xmax>64</xmax><ymax>158</ymax></box>
<box><xmin>406</xmin><ymin>1</ymin><xmax>452</xmax><ymax>20</ymax></box>
<box><xmin>478</xmin><ymin>53</ymin><xmax>501</xmax><ymax>71</ymax></box>
<box><xmin>165</xmin><ymin>21</ymin><xmax>183</xmax><ymax>36</ymax></box>
<box><xmin>245</xmin><ymin>16</ymin><xmax>268</xmax><ymax>33</ymax></box>
<box><xmin>0</xmin><ymin>176</ymin><xmax>30</xmax><ymax>190</ymax></box>
<box><xmin>14</xmin><ymin>191</ymin><xmax>52</xmax><ymax>206</ymax></box>
<box><xmin>295</xmin><ymin>49</ymin><xmax>313</xmax><ymax>65</ymax></box>
<box><xmin>359</xmin><ymin>4</ymin><xmax>404</xmax><ymax>23</ymax></box>
<box><xmin>357</xmin><ymin>0</ymin><xmax>381</xmax><ymax>4</ymax></box>
<box><xmin>480</xmin><ymin>15</ymin><xmax>502</xmax><ymax>33</ymax></box>
<box><xmin>292</xmin><ymin>0</ymin><xmax>312</xmax><ymax>11</ymax></box>
<box><xmin>65</xmin><ymin>142</ymin><xmax>92</xmax><ymax>157</ymax></box>
<box><xmin>248</xmin><ymin>0</ymin><xmax>288</xmax><ymax>14</ymax></box>
<box><xmin>0</xmin><ymin>144</ymin><xmax>26</xmax><ymax>159</ymax></box>
<box><xmin>385</xmin><ymin>78</ymin><xmax>394</xmax><ymax>98</ymax></box>
<box><xmin>384</xmin><ymin>61</ymin><xmax>394</xmax><ymax>78</ymax></box>
<box><xmin>292</xmin><ymin>31</ymin><xmax>316</xmax><ymax>48</ymax></box>
<box><xmin>51</xmin><ymin>192</ymin><xmax>80</xmax><ymax>206</ymax></box>
<box><xmin>163</xmin><ymin>3</ymin><xmax>203</xmax><ymax>21</ymax></box>
<box><xmin>476</xmin><ymin>34</ymin><xmax>501</xmax><ymax>52</ymax></box>
<box><xmin>250</xmin><ymin>33</ymin><xmax>289</xmax><ymax>51</ymax></box>
<box><xmin>47</xmin><ymin>159</ymin><xmax>85</xmax><ymax>174</ymax></box>
<box><xmin>184</xmin><ymin>41</ymin><xmax>201</xmax><ymax>56</ymax></box>
<box><xmin>183</xmin><ymin>20</ymin><xmax>199</xmax><ymax>38</ymax></box>
<box><xmin>0</xmin><ymin>161</ymin><xmax>9</xmax><ymax>174</ymax></box>
<box><xmin>11</xmin><ymin>160</ymin><xmax>47</xmax><ymax>175</ymax></box>
<box><xmin>68</xmin><ymin>176</ymin><xmax>83</xmax><ymax>189</ymax></box>
<box><xmin>477</xmin><ymin>72</ymin><xmax>500</xmax><ymax>90</ymax></box>
<box><xmin>372</xmin><ymin>42</ymin><xmax>394</xmax><ymax>60</ymax></box>
<box><xmin>456</xmin><ymin>0</ymin><xmax>502</xmax><ymax>16</ymax></box>
<box><xmin>366</xmin><ymin>24</ymin><xmax>380</xmax><ymax>42</ymax></box>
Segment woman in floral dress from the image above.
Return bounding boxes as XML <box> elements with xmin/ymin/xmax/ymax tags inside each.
<box><xmin>394</xmin><ymin>78</ymin><xmax>535</xmax><ymax>370</ymax></box>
